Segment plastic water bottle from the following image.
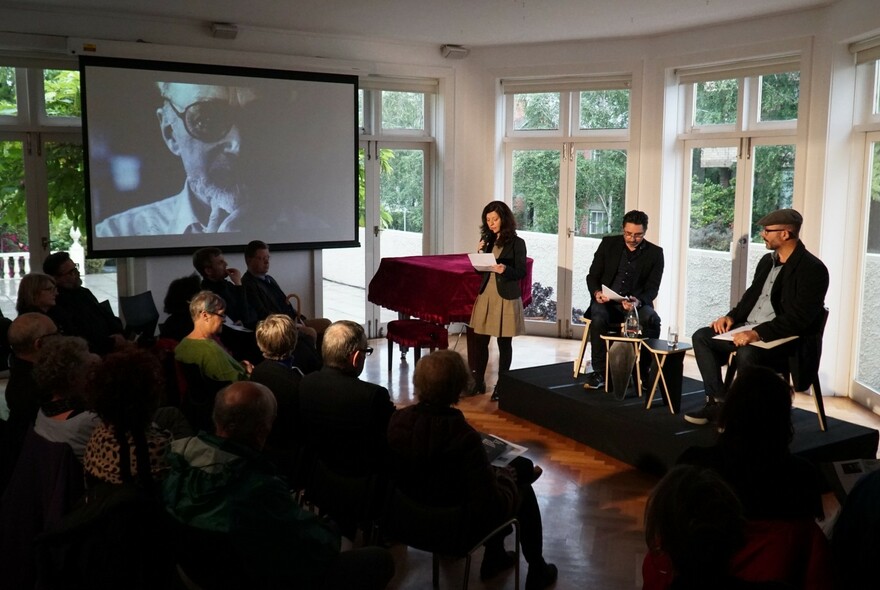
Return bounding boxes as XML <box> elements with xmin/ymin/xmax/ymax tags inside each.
<box><xmin>624</xmin><ymin>306</ymin><xmax>640</xmax><ymax>338</ymax></box>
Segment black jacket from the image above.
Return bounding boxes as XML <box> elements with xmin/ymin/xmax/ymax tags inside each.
<box><xmin>586</xmin><ymin>235</ymin><xmax>664</xmax><ymax>308</ymax></box>
<box><xmin>728</xmin><ymin>240</ymin><xmax>828</xmax><ymax>342</ymax></box>
<box><xmin>477</xmin><ymin>235</ymin><xmax>527</xmax><ymax>300</ymax></box>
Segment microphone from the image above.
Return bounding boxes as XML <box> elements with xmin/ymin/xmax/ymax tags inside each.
<box><xmin>480</xmin><ymin>230</ymin><xmax>492</xmax><ymax>252</ymax></box>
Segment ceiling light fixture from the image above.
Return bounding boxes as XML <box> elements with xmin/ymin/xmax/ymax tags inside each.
<box><xmin>440</xmin><ymin>44</ymin><xmax>470</xmax><ymax>59</ymax></box>
<box><xmin>211</xmin><ymin>22</ymin><xmax>239</xmax><ymax>40</ymax></box>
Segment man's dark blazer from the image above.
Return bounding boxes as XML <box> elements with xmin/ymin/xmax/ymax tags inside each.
<box><xmin>200</xmin><ymin>277</ymin><xmax>257</xmax><ymax>329</ymax></box>
<box><xmin>586</xmin><ymin>236</ymin><xmax>664</xmax><ymax>308</ymax></box>
<box><xmin>728</xmin><ymin>240</ymin><xmax>828</xmax><ymax>342</ymax></box>
<box><xmin>49</xmin><ymin>287</ymin><xmax>124</xmax><ymax>355</ymax></box>
<box><xmin>298</xmin><ymin>366</ymin><xmax>395</xmax><ymax>476</ymax></box>
<box><xmin>241</xmin><ymin>271</ymin><xmax>296</xmax><ymax>322</ymax></box>
<box><xmin>478</xmin><ymin>235</ymin><xmax>527</xmax><ymax>300</ymax></box>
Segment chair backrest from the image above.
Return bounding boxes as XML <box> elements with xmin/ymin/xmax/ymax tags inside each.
<box><xmin>789</xmin><ymin>307</ymin><xmax>829</xmax><ymax>391</ymax></box>
<box><xmin>304</xmin><ymin>458</ymin><xmax>381</xmax><ymax>540</ymax></box>
<box><xmin>381</xmin><ymin>484</ymin><xmax>472</xmax><ymax>556</ymax></box>
<box><xmin>176</xmin><ymin>362</ymin><xmax>230</xmax><ymax>434</ymax></box>
<box><xmin>0</xmin><ymin>428</ymin><xmax>85</xmax><ymax>589</ymax></box>
<box><xmin>35</xmin><ymin>481</ymin><xmax>177</xmax><ymax>590</ymax></box>
<box><xmin>119</xmin><ymin>291</ymin><xmax>160</xmax><ymax>341</ymax></box>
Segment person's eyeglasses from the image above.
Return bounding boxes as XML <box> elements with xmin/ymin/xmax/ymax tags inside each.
<box><xmin>623</xmin><ymin>232</ymin><xmax>645</xmax><ymax>239</ymax></box>
<box><xmin>761</xmin><ymin>228</ymin><xmax>787</xmax><ymax>235</ymax></box>
<box><xmin>165</xmin><ymin>99</ymin><xmax>246</xmax><ymax>143</ymax></box>
<box><xmin>361</xmin><ymin>346</ymin><xmax>374</xmax><ymax>357</ymax></box>
<box><xmin>35</xmin><ymin>331</ymin><xmax>60</xmax><ymax>344</ymax></box>
<box><xmin>206</xmin><ymin>310</ymin><xmax>227</xmax><ymax>320</ymax></box>
<box><xmin>41</xmin><ymin>286</ymin><xmax>58</xmax><ymax>292</ymax></box>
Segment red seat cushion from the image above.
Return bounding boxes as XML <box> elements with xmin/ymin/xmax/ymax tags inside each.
<box><xmin>386</xmin><ymin>319</ymin><xmax>448</xmax><ymax>349</ymax></box>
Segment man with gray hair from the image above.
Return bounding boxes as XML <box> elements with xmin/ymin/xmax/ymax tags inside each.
<box><xmin>162</xmin><ymin>381</ymin><xmax>394</xmax><ymax>589</ymax></box>
<box><xmin>299</xmin><ymin>321</ymin><xmax>395</xmax><ymax>477</ymax></box>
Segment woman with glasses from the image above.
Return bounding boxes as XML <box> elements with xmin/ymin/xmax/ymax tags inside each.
<box><xmin>173</xmin><ymin>290</ymin><xmax>252</xmax><ymax>383</ymax></box>
<box><xmin>469</xmin><ymin>201</ymin><xmax>527</xmax><ymax>401</ymax></box>
<box><xmin>15</xmin><ymin>272</ymin><xmax>58</xmax><ymax>316</ymax></box>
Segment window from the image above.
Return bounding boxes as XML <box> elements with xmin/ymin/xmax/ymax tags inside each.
<box><xmin>676</xmin><ymin>57</ymin><xmax>802</xmax><ymax>336</ymax></box>
<box><xmin>323</xmin><ymin>76</ymin><xmax>436</xmax><ymax>332</ymax></box>
<box><xmin>0</xmin><ymin>61</ymin><xmax>113</xmax><ymax>319</ymax></box>
<box><xmin>513</xmin><ymin>92</ymin><xmax>560</xmax><ymax>131</ymax></box>
<box><xmin>501</xmin><ymin>76</ymin><xmax>632</xmax><ymax>332</ymax></box>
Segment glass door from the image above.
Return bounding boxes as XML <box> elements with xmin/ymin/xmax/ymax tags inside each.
<box><xmin>0</xmin><ymin>136</ymin><xmax>31</xmax><ymax>318</ymax></box>
<box><xmin>853</xmin><ymin>133</ymin><xmax>880</xmax><ymax>405</ymax></box>
<box><xmin>508</xmin><ymin>145</ymin><xmax>563</xmax><ymax>337</ymax></box>
<box><xmin>680</xmin><ymin>138</ymin><xmax>795</xmax><ymax>339</ymax></box>
<box><xmin>507</xmin><ymin>143</ymin><xmax>628</xmax><ymax>338</ymax></box>
<box><xmin>322</xmin><ymin>141</ymin><xmax>427</xmax><ymax>336</ymax></box>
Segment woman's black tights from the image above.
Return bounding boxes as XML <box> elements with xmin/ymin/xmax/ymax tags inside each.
<box><xmin>472</xmin><ymin>334</ymin><xmax>513</xmax><ymax>386</ymax></box>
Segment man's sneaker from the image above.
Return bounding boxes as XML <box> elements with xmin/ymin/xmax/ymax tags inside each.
<box><xmin>582</xmin><ymin>370</ymin><xmax>605</xmax><ymax>390</ymax></box>
<box><xmin>684</xmin><ymin>399</ymin><xmax>722</xmax><ymax>425</ymax></box>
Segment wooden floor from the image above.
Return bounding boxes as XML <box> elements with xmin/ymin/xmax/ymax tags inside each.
<box><xmin>361</xmin><ymin>334</ymin><xmax>880</xmax><ymax>590</ymax></box>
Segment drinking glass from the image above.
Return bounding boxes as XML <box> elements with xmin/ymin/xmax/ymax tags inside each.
<box><xmin>667</xmin><ymin>325</ymin><xmax>679</xmax><ymax>348</ymax></box>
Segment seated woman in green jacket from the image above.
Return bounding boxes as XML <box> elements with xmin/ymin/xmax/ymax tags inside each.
<box><xmin>174</xmin><ymin>290</ymin><xmax>252</xmax><ymax>383</ymax></box>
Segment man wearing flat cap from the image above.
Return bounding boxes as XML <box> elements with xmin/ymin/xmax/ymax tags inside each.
<box><xmin>685</xmin><ymin>208</ymin><xmax>829</xmax><ymax>425</ymax></box>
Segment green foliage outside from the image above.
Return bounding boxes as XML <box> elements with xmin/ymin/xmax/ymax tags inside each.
<box><xmin>0</xmin><ymin>68</ymin><xmax>84</xmax><ymax>255</ymax></box>
<box><xmin>514</xmin><ymin>92</ymin><xmax>560</xmax><ymax>130</ymax></box>
<box><xmin>695</xmin><ymin>79</ymin><xmax>738</xmax><ymax>125</ymax></box>
<box><xmin>0</xmin><ymin>66</ymin><xmax>16</xmax><ymax>116</ymax></box>
<box><xmin>580</xmin><ymin>89</ymin><xmax>629</xmax><ymax>129</ymax></box>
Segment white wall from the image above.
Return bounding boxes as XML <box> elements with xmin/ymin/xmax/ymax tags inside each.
<box><xmin>3</xmin><ymin>0</ymin><xmax>880</xmax><ymax>399</ymax></box>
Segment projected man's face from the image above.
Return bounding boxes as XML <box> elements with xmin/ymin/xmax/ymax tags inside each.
<box><xmin>158</xmin><ymin>83</ymin><xmax>258</xmax><ymax>220</ymax></box>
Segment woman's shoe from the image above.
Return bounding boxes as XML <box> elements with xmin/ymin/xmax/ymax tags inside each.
<box><xmin>490</xmin><ymin>385</ymin><xmax>500</xmax><ymax>401</ymax></box>
<box><xmin>466</xmin><ymin>381</ymin><xmax>486</xmax><ymax>396</ymax></box>
<box><xmin>525</xmin><ymin>562</ymin><xmax>558</xmax><ymax>590</ymax></box>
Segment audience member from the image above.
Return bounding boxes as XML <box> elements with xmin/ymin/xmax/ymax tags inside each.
<box><xmin>686</xmin><ymin>208</ymin><xmax>828</xmax><ymax>426</ymax></box>
<box><xmin>677</xmin><ymin>365</ymin><xmax>824</xmax><ymax>521</ymax></box>
<box><xmin>32</xmin><ymin>335</ymin><xmax>101</xmax><ymax>460</ymax></box>
<box><xmin>43</xmin><ymin>251</ymin><xmax>125</xmax><ymax>355</ymax></box>
<box><xmin>174</xmin><ymin>290</ymin><xmax>251</xmax><ymax>383</ymax></box>
<box><xmin>831</xmin><ymin>469</ymin><xmax>880</xmax><ymax>590</ymax></box>
<box><xmin>192</xmin><ymin>246</ymin><xmax>256</xmax><ymax>328</ymax></box>
<box><xmin>162</xmin><ymin>381</ymin><xmax>395</xmax><ymax>589</ymax></box>
<box><xmin>583</xmin><ymin>209</ymin><xmax>664</xmax><ymax>391</ymax></box>
<box><xmin>158</xmin><ymin>273</ymin><xmax>202</xmax><ymax>342</ymax></box>
<box><xmin>15</xmin><ymin>272</ymin><xmax>58</xmax><ymax>315</ymax></box>
<box><xmin>83</xmin><ymin>348</ymin><xmax>172</xmax><ymax>487</ymax></box>
<box><xmin>387</xmin><ymin>349</ymin><xmax>557</xmax><ymax>589</ymax></box>
<box><xmin>192</xmin><ymin>246</ymin><xmax>263</xmax><ymax>363</ymax></box>
<box><xmin>250</xmin><ymin>314</ymin><xmax>302</xmax><ymax>452</ymax></box>
<box><xmin>1</xmin><ymin>313</ymin><xmax>58</xmax><ymax>490</ymax></box>
<box><xmin>644</xmin><ymin>465</ymin><xmax>780</xmax><ymax>590</ymax></box>
<box><xmin>241</xmin><ymin>239</ymin><xmax>331</xmax><ymax>342</ymax></box>
<box><xmin>299</xmin><ymin>320</ymin><xmax>395</xmax><ymax>477</ymax></box>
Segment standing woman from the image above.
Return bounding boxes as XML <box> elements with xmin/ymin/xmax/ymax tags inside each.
<box><xmin>470</xmin><ymin>201</ymin><xmax>527</xmax><ymax>401</ymax></box>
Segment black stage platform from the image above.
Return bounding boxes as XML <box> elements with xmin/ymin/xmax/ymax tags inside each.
<box><xmin>498</xmin><ymin>362</ymin><xmax>879</xmax><ymax>476</ymax></box>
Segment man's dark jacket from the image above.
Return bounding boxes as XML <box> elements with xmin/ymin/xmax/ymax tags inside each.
<box><xmin>586</xmin><ymin>235</ymin><xmax>664</xmax><ymax>308</ymax></box>
<box><xmin>728</xmin><ymin>240</ymin><xmax>828</xmax><ymax>342</ymax></box>
<box><xmin>298</xmin><ymin>366</ymin><xmax>395</xmax><ymax>477</ymax></box>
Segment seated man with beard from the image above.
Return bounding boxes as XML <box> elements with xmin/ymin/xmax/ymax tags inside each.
<box><xmin>96</xmin><ymin>82</ymin><xmax>259</xmax><ymax>236</ymax></box>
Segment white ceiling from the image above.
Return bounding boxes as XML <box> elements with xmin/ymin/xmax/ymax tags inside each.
<box><xmin>18</xmin><ymin>0</ymin><xmax>834</xmax><ymax>47</ymax></box>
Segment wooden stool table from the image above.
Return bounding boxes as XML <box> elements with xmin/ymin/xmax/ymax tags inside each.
<box><xmin>600</xmin><ymin>334</ymin><xmax>644</xmax><ymax>400</ymax></box>
<box><xmin>641</xmin><ymin>338</ymin><xmax>693</xmax><ymax>414</ymax></box>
